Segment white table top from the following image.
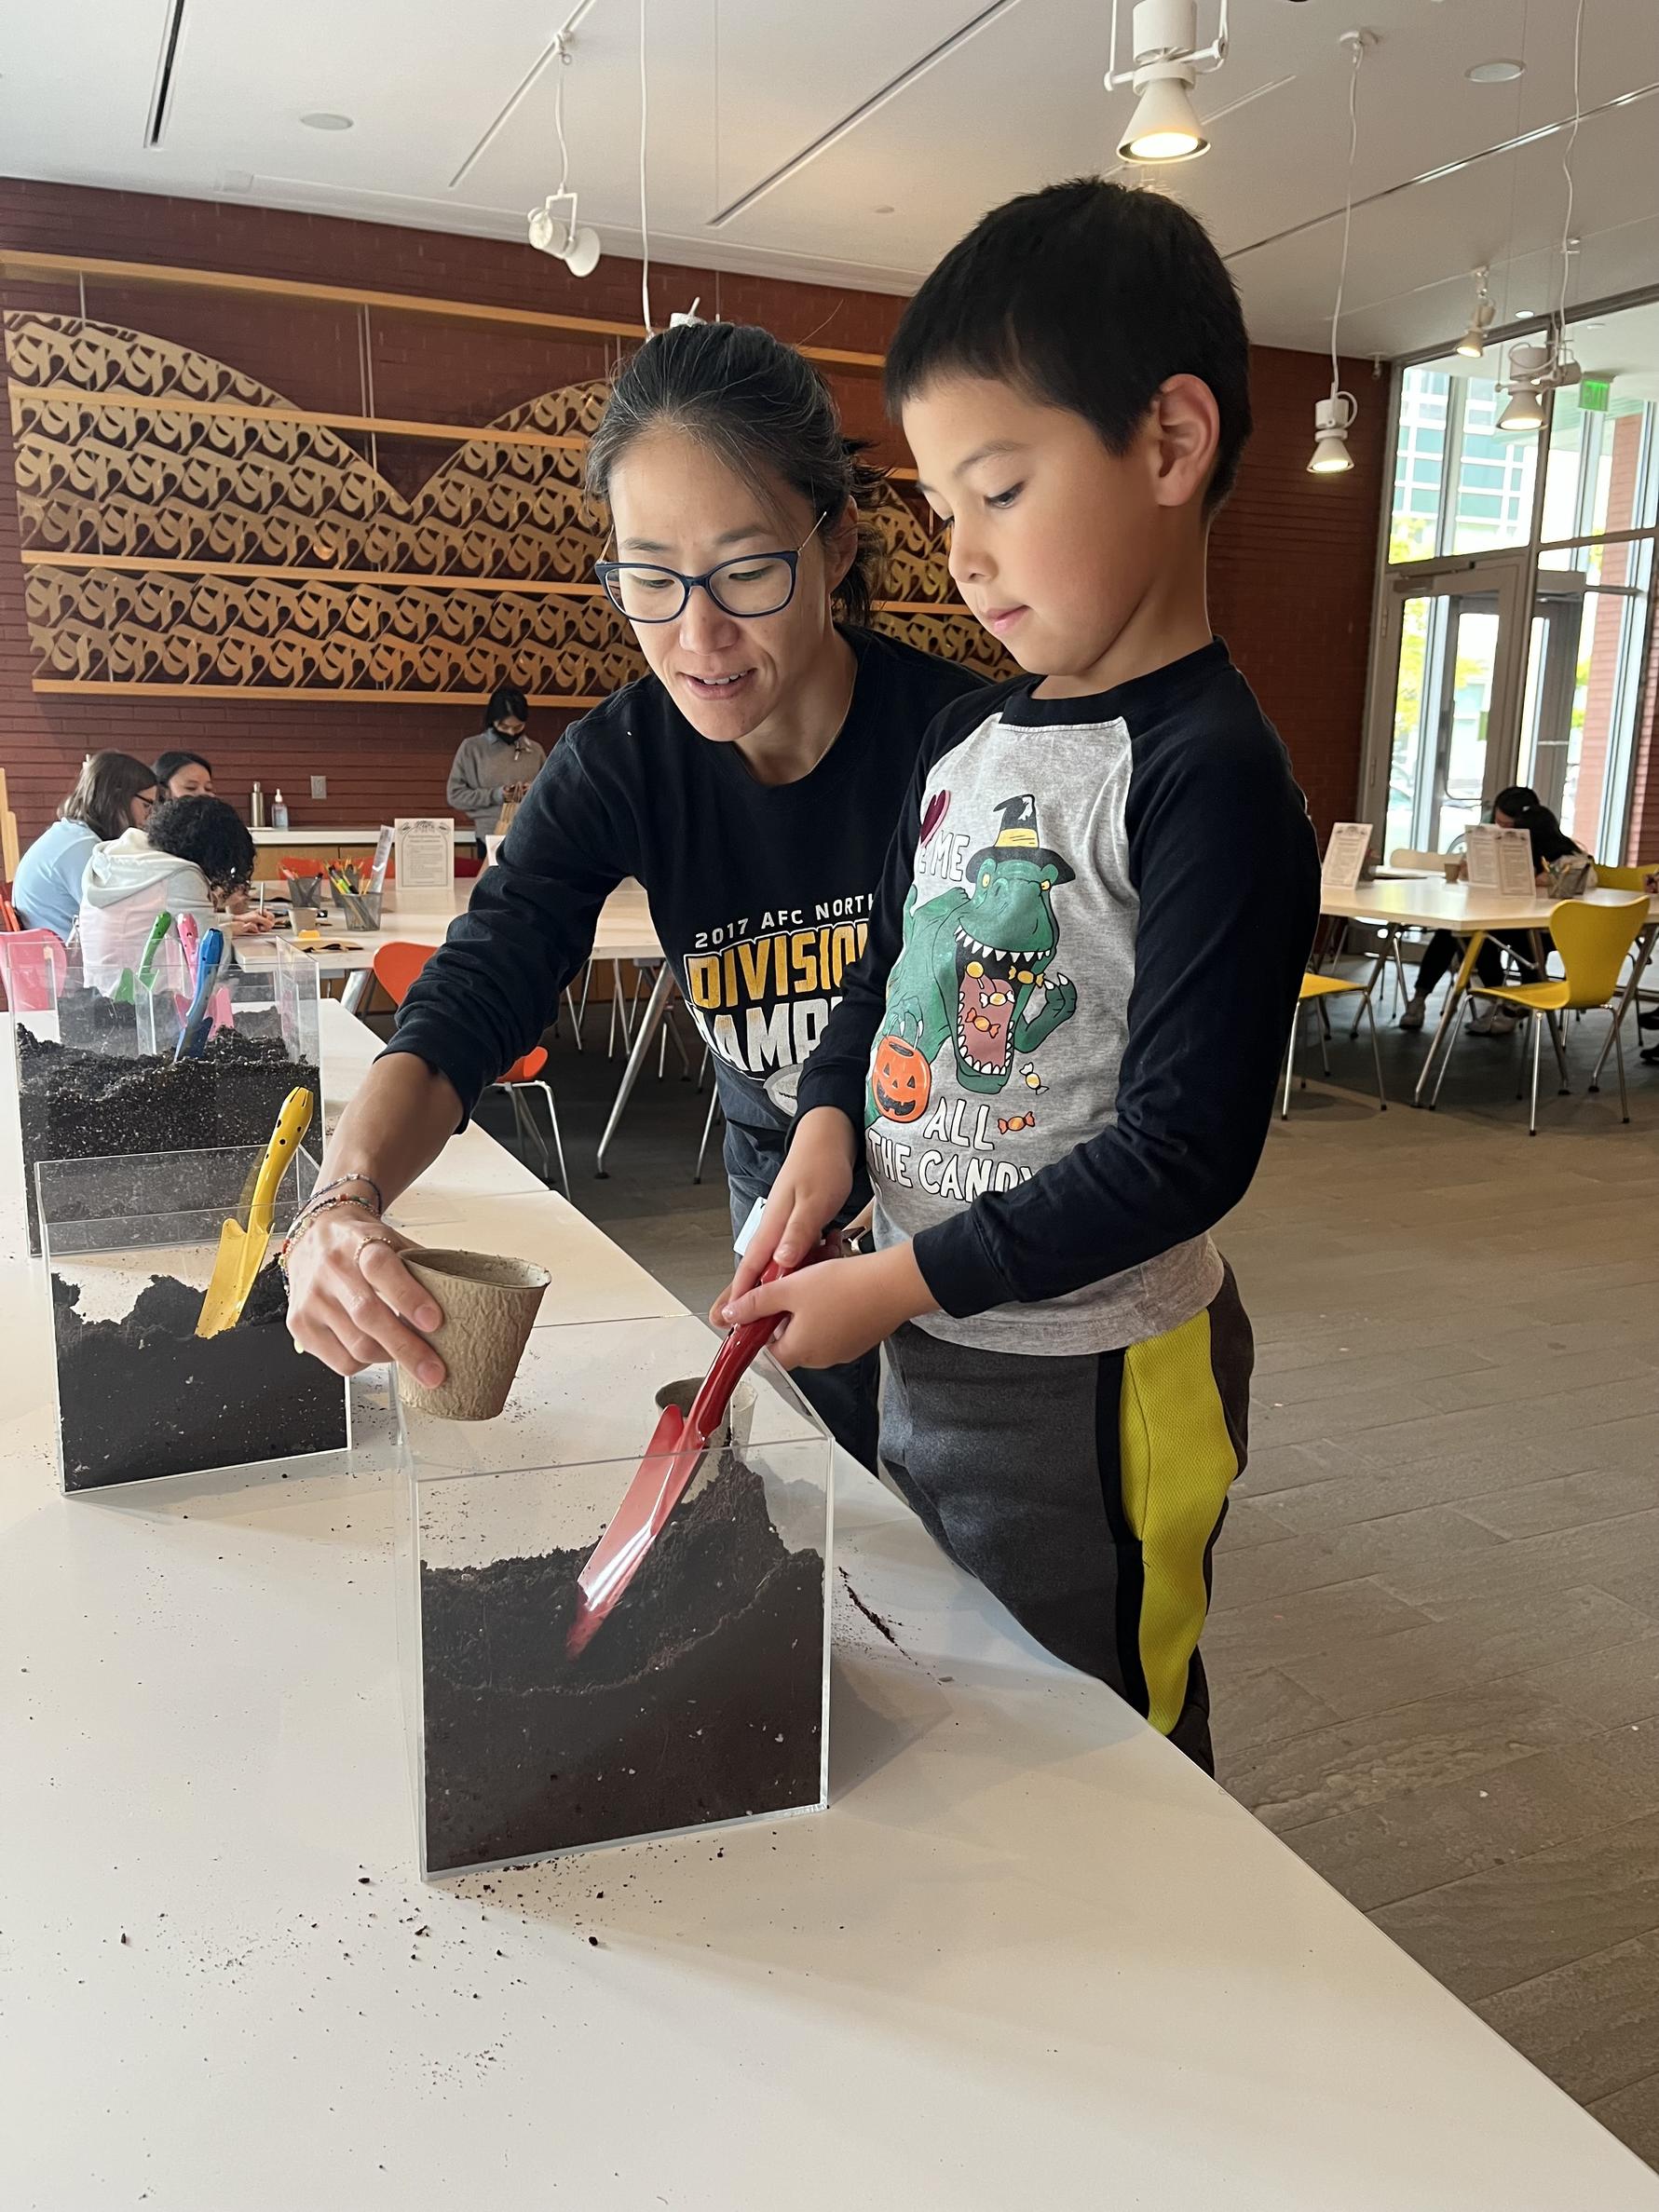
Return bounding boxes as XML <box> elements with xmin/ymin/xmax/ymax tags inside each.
<box><xmin>238</xmin><ymin>876</ymin><xmax>663</xmax><ymax>977</ymax></box>
<box><xmin>251</xmin><ymin>824</ymin><xmax>473</xmax><ymax>844</ymax></box>
<box><xmin>2</xmin><ymin>1002</ymin><xmax>1655</xmax><ymax>2208</ymax></box>
<box><xmin>1323</xmin><ymin>879</ymin><xmax>1659</xmax><ymax>931</ymax></box>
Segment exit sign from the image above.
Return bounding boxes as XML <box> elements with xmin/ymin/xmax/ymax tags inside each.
<box><xmin>1581</xmin><ymin>376</ymin><xmax>1612</xmax><ymax>413</ymax></box>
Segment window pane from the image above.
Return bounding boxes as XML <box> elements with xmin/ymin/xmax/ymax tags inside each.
<box><xmin>1450</xmin><ymin>377</ymin><xmax>1538</xmax><ymax>554</ymax></box>
<box><xmin>1389</xmin><ymin>367</ymin><xmax>1448</xmax><ymax>563</ymax></box>
<box><xmin>1520</xmin><ymin>543</ymin><xmax>1656</xmax><ymax>858</ymax></box>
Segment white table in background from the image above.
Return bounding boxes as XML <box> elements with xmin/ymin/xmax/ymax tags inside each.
<box><xmin>2</xmin><ymin>1000</ymin><xmax>1656</xmax><ymax>2208</ymax></box>
<box><xmin>1321</xmin><ymin>878</ymin><xmax>1659</xmax><ymax>1105</ymax></box>
<box><xmin>240</xmin><ymin>879</ymin><xmax>684</xmax><ymax>1171</ymax></box>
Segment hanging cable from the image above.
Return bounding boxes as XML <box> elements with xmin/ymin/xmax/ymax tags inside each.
<box><xmin>1326</xmin><ymin>31</ymin><xmax>1363</xmax><ymax>399</ymax></box>
<box><xmin>551</xmin><ymin>34</ymin><xmax>572</xmax><ymax>199</ymax></box>
<box><xmin>638</xmin><ymin>0</ymin><xmax>653</xmax><ymax>335</ymax></box>
<box><xmin>1555</xmin><ymin>0</ymin><xmax>1586</xmax><ymax>353</ymax></box>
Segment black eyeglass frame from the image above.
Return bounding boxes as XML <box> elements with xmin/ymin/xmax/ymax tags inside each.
<box><xmin>594</xmin><ymin>513</ymin><xmax>827</xmax><ymax>623</ymax></box>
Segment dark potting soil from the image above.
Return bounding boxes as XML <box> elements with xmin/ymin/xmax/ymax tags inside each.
<box><xmin>419</xmin><ymin>1449</ymin><xmax>824</xmax><ymax>1871</ymax></box>
<box><xmin>17</xmin><ymin>1025</ymin><xmax>318</xmax><ymax>1252</ymax></box>
<box><xmin>58</xmin><ymin>986</ymin><xmax>137</xmax><ymax>1052</ymax></box>
<box><xmin>50</xmin><ymin>1263</ymin><xmax>347</xmax><ymax>1491</ymax></box>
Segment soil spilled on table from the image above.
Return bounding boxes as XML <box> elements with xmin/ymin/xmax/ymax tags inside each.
<box><xmin>419</xmin><ymin>1450</ymin><xmax>824</xmax><ymax>1871</ymax></box>
<box><xmin>18</xmin><ymin>1024</ymin><xmax>316</xmax><ymax>1252</ymax></box>
<box><xmin>51</xmin><ymin>1262</ymin><xmax>347</xmax><ymax>1491</ymax></box>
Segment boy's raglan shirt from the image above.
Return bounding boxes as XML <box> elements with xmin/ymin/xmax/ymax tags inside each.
<box><xmin>794</xmin><ymin>639</ymin><xmax>1322</xmax><ymax>1356</ymax></box>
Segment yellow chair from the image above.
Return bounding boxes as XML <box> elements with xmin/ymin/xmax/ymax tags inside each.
<box><xmin>1282</xmin><ymin>972</ymin><xmax>1387</xmax><ymax>1119</ymax></box>
<box><xmin>1433</xmin><ymin>895</ymin><xmax>1648</xmax><ymax>1133</ymax></box>
<box><xmin>1593</xmin><ymin>862</ymin><xmax>1658</xmax><ymax>889</ymax></box>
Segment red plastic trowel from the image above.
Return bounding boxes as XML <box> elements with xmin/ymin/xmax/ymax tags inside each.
<box><xmin>565</xmin><ymin>1246</ymin><xmax>826</xmax><ymax>1660</ymax></box>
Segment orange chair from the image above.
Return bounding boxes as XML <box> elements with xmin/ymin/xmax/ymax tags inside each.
<box><xmin>0</xmin><ymin>892</ymin><xmax>22</xmax><ymax>932</ymax></box>
<box><xmin>372</xmin><ymin>941</ymin><xmax>569</xmax><ymax>1195</ymax></box>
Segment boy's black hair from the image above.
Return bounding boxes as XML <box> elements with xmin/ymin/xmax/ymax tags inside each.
<box><xmin>486</xmin><ymin>684</ymin><xmax>529</xmax><ymax>728</ymax></box>
<box><xmin>146</xmin><ymin>794</ymin><xmax>255</xmax><ymax>898</ymax></box>
<box><xmin>884</xmin><ymin>178</ymin><xmax>1253</xmax><ymax>514</ymax></box>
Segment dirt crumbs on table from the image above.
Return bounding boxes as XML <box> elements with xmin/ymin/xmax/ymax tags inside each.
<box><xmin>18</xmin><ymin>1024</ymin><xmax>316</xmax><ymax>1250</ymax></box>
<box><xmin>419</xmin><ymin>1450</ymin><xmax>823</xmax><ymax>1871</ymax></box>
<box><xmin>51</xmin><ymin>1263</ymin><xmax>347</xmax><ymax>1490</ymax></box>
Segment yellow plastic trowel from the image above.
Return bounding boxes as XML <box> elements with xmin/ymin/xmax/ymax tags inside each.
<box><xmin>195</xmin><ymin>1086</ymin><xmax>315</xmax><ymax>1338</ymax></box>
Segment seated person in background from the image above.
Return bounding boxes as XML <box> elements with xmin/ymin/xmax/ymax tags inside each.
<box><xmin>12</xmin><ymin>752</ymin><xmax>158</xmax><ymax>940</ymax></box>
<box><xmin>153</xmin><ymin>750</ymin><xmax>215</xmax><ymax>800</ymax></box>
<box><xmin>76</xmin><ymin>794</ymin><xmax>273</xmax><ymax>993</ymax></box>
<box><xmin>446</xmin><ymin>684</ymin><xmax>546</xmax><ymax>848</ymax></box>
<box><xmin>1399</xmin><ymin>785</ymin><xmax>1582</xmax><ymax>1036</ymax></box>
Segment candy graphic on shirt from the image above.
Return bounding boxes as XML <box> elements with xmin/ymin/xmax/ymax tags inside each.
<box><xmin>868</xmin><ymin>793</ymin><xmax>1079</xmax><ymax>1120</ymax></box>
<box><xmin>998</xmin><ymin>1110</ymin><xmax>1037</xmax><ymax>1135</ymax></box>
<box><xmin>1019</xmin><ymin>1063</ymin><xmax>1045</xmax><ymax>1092</ymax></box>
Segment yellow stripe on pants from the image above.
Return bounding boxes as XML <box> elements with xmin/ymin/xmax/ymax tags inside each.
<box><xmin>1119</xmin><ymin>1308</ymin><xmax>1241</xmax><ymax>1735</ymax></box>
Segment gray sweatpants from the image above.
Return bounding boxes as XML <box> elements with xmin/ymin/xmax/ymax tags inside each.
<box><xmin>880</xmin><ymin>1263</ymin><xmax>1253</xmax><ymax>1773</ymax></box>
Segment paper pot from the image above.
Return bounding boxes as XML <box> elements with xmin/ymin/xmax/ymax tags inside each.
<box><xmin>400</xmin><ymin>1247</ymin><xmax>551</xmax><ymax>1420</ymax></box>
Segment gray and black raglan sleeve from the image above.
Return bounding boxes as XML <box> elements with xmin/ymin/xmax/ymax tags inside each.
<box><xmin>913</xmin><ymin>685</ymin><xmax>1322</xmax><ymax>1317</ymax></box>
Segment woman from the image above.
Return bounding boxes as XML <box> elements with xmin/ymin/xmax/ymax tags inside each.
<box><xmin>154</xmin><ymin>750</ymin><xmax>215</xmax><ymax>800</ymax></box>
<box><xmin>1398</xmin><ymin>786</ymin><xmax>1583</xmax><ymax>1035</ymax></box>
<box><xmin>446</xmin><ymin>684</ymin><xmax>545</xmax><ymax>848</ymax></box>
<box><xmin>12</xmin><ymin>752</ymin><xmax>158</xmax><ymax>941</ymax></box>
<box><xmin>77</xmin><ymin>794</ymin><xmax>274</xmax><ymax>992</ymax></box>
<box><xmin>285</xmin><ymin>320</ymin><xmax>985</xmax><ymax>1463</ymax></box>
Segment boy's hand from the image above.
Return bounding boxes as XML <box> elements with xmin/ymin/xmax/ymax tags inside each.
<box><xmin>717</xmin><ymin>1244</ymin><xmax>937</xmax><ymax>1371</ymax></box>
<box><xmin>719</xmin><ymin>1106</ymin><xmax>858</xmax><ymax>1310</ymax></box>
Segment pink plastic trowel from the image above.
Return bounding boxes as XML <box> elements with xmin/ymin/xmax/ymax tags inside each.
<box><xmin>565</xmin><ymin>1245</ymin><xmax>826</xmax><ymax>1660</ymax></box>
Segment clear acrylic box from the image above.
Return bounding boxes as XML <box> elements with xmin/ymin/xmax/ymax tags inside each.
<box><xmin>5</xmin><ymin>933</ymin><xmax>321</xmax><ymax>1253</ymax></box>
<box><xmin>38</xmin><ymin>1143</ymin><xmax>348</xmax><ymax>1492</ymax></box>
<box><xmin>396</xmin><ymin>1315</ymin><xmax>833</xmax><ymax>1878</ymax></box>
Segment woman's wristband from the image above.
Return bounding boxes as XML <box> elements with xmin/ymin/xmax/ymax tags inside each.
<box><xmin>278</xmin><ymin>1191</ymin><xmax>381</xmax><ymax>1274</ymax></box>
<box><xmin>307</xmin><ymin>1171</ymin><xmax>387</xmax><ymax>1214</ymax></box>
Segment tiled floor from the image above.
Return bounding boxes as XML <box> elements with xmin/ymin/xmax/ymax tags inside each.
<box><xmin>472</xmin><ymin>982</ymin><xmax>1659</xmax><ymax>2166</ymax></box>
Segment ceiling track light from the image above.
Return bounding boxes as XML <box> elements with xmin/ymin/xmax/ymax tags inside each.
<box><xmin>1455</xmin><ymin>265</ymin><xmax>1496</xmax><ymax>358</ymax></box>
<box><xmin>1106</xmin><ymin>0</ymin><xmax>1228</xmax><ymax>164</ymax></box>
<box><xmin>1495</xmin><ymin>337</ymin><xmax>1579</xmax><ymax>432</ymax></box>
<box><xmin>525</xmin><ymin>32</ymin><xmax>603</xmax><ymax>278</ymax></box>
<box><xmin>1309</xmin><ymin>29</ymin><xmax>1373</xmax><ymax>479</ymax></box>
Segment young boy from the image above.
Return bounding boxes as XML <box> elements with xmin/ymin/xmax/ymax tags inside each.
<box><xmin>718</xmin><ymin>179</ymin><xmax>1320</xmax><ymax>1771</ymax></box>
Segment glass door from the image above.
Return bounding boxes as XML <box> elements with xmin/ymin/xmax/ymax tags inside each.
<box><xmin>1366</xmin><ymin>551</ymin><xmax>1530</xmax><ymax>859</ymax></box>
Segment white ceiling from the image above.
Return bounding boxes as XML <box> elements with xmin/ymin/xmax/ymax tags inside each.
<box><xmin>2</xmin><ymin>0</ymin><xmax>1657</xmax><ymax>362</ymax></box>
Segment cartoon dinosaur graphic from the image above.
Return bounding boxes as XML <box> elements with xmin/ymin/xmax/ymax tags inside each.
<box><xmin>869</xmin><ymin>794</ymin><xmax>1079</xmax><ymax>1120</ymax></box>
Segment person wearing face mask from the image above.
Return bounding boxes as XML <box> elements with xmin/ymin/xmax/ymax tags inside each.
<box><xmin>1398</xmin><ymin>785</ymin><xmax>1584</xmax><ymax>1036</ymax></box>
<box><xmin>446</xmin><ymin>684</ymin><xmax>545</xmax><ymax>848</ymax></box>
<box><xmin>283</xmin><ymin>321</ymin><xmax>986</xmax><ymax>1466</ymax></box>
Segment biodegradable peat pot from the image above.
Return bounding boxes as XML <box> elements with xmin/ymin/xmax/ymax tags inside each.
<box><xmin>400</xmin><ymin>1248</ymin><xmax>551</xmax><ymax>1420</ymax></box>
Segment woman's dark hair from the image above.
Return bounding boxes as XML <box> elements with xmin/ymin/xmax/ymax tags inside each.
<box><xmin>154</xmin><ymin>749</ymin><xmax>213</xmax><ymax>791</ymax></box>
<box><xmin>884</xmin><ymin>177</ymin><xmax>1253</xmax><ymax>515</ymax></box>
<box><xmin>1492</xmin><ymin>784</ymin><xmax>1542</xmax><ymax>820</ymax></box>
<box><xmin>146</xmin><ymin>794</ymin><xmax>255</xmax><ymax>898</ymax></box>
<box><xmin>486</xmin><ymin>684</ymin><xmax>529</xmax><ymax>728</ymax></box>
<box><xmin>585</xmin><ymin>321</ymin><xmax>881</xmax><ymax>626</ymax></box>
<box><xmin>59</xmin><ymin>752</ymin><xmax>157</xmax><ymax>842</ymax></box>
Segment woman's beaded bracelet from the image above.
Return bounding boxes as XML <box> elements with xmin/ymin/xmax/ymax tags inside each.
<box><xmin>277</xmin><ymin>1191</ymin><xmax>381</xmax><ymax>1273</ymax></box>
<box><xmin>306</xmin><ymin>1171</ymin><xmax>387</xmax><ymax>1214</ymax></box>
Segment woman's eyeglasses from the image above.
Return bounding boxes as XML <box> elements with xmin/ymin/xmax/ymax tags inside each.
<box><xmin>597</xmin><ymin>513</ymin><xmax>826</xmax><ymax>624</ymax></box>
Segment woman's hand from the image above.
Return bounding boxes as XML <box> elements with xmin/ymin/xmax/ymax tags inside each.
<box><xmin>710</xmin><ymin>1106</ymin><xmax>857</xmax><ymax>1324</ymax></box>
<box><xmin>231</xmin><ymin>908</ymin><xmax>279</xmax><ymax>936</ymax></box>
<box><xmin>285</xmin><ymin>1207</ymin><xmax>447</xmax><ymax>1385</ymax></box>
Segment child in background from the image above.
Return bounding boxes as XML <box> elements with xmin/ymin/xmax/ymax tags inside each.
<box><xmin>76</xmin><ymin>794</ymin><xmax>272</xmax><ymax>992</ymax></box>
<box><xmin>11</xmin><ymin>752</ymin><xmax>158</xmax><ymax>940</ymax></box>
<box><xmin>717</xmin><ymin>179</ymin><xmax>1320</xmax><ymax>1771</ymax></box>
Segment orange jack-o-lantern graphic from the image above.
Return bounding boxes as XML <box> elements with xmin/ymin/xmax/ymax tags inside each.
<box><xmin>873</xmin><ymin>1034</ymin><xmax>931</xmax><ymax>1123</ymax></box>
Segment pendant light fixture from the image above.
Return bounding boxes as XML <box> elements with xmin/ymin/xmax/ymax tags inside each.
<box><xmin>1105</xmin><ymin>0</ymin><xmax>1229</xmax><ymax>164</ymax></box>
<box><xmin>1495</xmin><ymin>348</ymin><xmax>1550</xmax><ymax>432</ymax></box>
<box><xmin>1455</xmin><ymin>266</ymin><xmax>1496</xmax><ymax>359</ymax></box>
<box><xmin>1308</xmin><ymin>30</ymin><xmax>1371</xmax><ymax>478</ymax></box>
<box><xmin>526</xmin><ymin>33</ymin><xmax>603</xmax><ymax>278</ymax></box>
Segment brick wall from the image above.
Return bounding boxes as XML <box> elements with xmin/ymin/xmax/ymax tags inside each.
<box><xmin>0</xmin><ymin>175</ymin><xmax>1383</xmax><ymax>847</ymax></box>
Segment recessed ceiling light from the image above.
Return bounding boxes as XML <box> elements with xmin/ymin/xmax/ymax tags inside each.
<box><xmin>300</xmin><ymin>111</ymin><xmax>353</xmax><ymax>131</ymax></box>
<box><xmin>1466</xmin><ymin>59</ymin><xmax>1524</xmax><ymax>84</ymax></box>
<box><xmin>874</xmin><ymin>204</ymin><xmax>895</xmax><ymax>215</ymax></box>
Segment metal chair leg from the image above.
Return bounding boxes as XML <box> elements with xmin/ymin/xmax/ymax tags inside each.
<box><xmin>694</xmin><ymin>1084</ymin><xmax>722</xmax><ymax>1184</ymax></box>
<box><xmin>1613</xmin><ymin>1008</ymin><xmax>1631</xmax><ymax>1124</ymax></box>
<box><xmin>1316</xmin><ymin>999</ymin><xmax>1331</xmax><ymax>1078</ymax></box>
<box><xmin>526</xmin><ymin>1079</ymin><xmax>570</xmax><ymax>1196</ymax></box>
<box><xmin>1281</xmin><ymin>1012</ymin><xmax>1298</xmax><ymax>1120</ymax></box>
<box><xmin>1430</xmin><ymin>999</ymin><xmax>1464</xmax><ymax>1110</ymax></box>
<box><xmin>1546</xmin><ymin>1009</ymin><xmax>1571</xmax><ymax>1092</ymax></box>
<box><xmin>564</xmin><ymin>984</ymin><xmax>583</xmax><ymax>1052</ymax></box>
<box><xmin>500</xmin><ymin>1083</ymin><xmax>550</xmax><ymax>1181</ymax></box>
<box><xmin>1365</xmin><ymin>996</ymin><xmax>1387</xmax><ymax>1111</ymax></box>
<box><xmin>1529</xmin><ymin>1005</ymin><xmax>1543</xmax><ymax>1135</ymax></box>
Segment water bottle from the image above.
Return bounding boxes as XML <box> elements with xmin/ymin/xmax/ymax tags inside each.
<box><xmin>251</xmin><ymin>780</ymin><xmax>266</xmax><ymax>828</ymax></box>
